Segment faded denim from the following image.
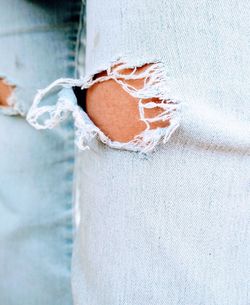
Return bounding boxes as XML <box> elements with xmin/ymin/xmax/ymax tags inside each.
<box><xmin>73</xmin><ymin>1</ymin><xmax>250</xmax><ymax>305</ymax></box>
<box><xmin>25</xmin><ymin>0</ymin><xmax>250</xmax><ymax>304</ymax></box>
<box><xmin>0</xmin><ymin>1</ymin><xmax>82</xmax><ymax>304</ymax></box>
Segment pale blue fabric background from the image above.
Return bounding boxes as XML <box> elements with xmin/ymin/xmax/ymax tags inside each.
<box><xmin>72</xmin><ymin>1</ymin><xmax>250</xmax><ymax>304</ymax></box>
<box><xmin>7</xmin><ymin>0</ymin><xmax>249</xmax><ymax>304</ymax></box>
<box><xmin>0</xmin><ymin>1</ymin><xmax>83</xmax><ymax>304</ymax></box>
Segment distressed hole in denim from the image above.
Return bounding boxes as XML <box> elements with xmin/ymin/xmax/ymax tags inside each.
<box><xmin>0</xmin><ymin>78</ymin><xmax>22</xmax><ymax>116</ymax></box>
<box><xmin>85</xmin><ymin>64</ymin><xmax>173</xmax><ymax>143</ymax></box>
<box><xmin>0</xmin><ymin>78</ymin><xmax>15</xmax><ymax>107</ymax></box>
<box><xmin>74</xmin><ymin>86</ymin><xmax>86</xmax><ymax>111</ymax></box>
<box><xmin>27</xmin><ymin>59</ymin><xmax>182</xmax><ymax>153</ymax></box>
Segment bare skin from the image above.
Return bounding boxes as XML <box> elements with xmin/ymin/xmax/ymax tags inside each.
<box><xmin>0</xmin><ymin>66</ymin><xmax>169</xmax><ymax>142</ymax></box>
<box><xmin>86</xmin><ymin>64</ymin><xmax>170</xmax><ymax>143</ymax></box>
<box><xmin>0</xmin><ymin>79</ymin><xmax>14</xmax><ymax>107</ymax></box>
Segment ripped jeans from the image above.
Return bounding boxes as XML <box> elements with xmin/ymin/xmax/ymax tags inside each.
<box><xmin>0</xmin><ymin>1</ymin><xmax>81</xmax><ymax>304</ymax></box>
<box><xmin>1</xmin><ymin>0</ymin><xmax>250</xmax><ymax>305</ymax></box>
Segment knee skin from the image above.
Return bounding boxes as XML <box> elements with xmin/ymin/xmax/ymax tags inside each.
<box><xmin>0</xmin><ymin>79</ymin><xmax>14</xmax><ymax>107</ymax></box>
<box><xmin>86</xmin><ymin>64</ymin><xmax>169</xmax><ymax>143</ymax></box>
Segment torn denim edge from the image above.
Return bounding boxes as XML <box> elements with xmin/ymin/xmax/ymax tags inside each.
<box><xmin>0</xmin><ymin>75</ymin><xmax>26</xmax><ymax>116</ymax></box>
<box><xmin>27</xmin><ymin>59</ymin><xmax>183</xmax><ymax>153</ymax></box>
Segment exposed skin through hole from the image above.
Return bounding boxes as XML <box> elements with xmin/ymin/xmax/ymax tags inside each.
<box><xmin>0</xmin><ymin>79</ymin><xmax>15</xmax><ymax>107</ymax></box>
<box><xmin>86</xmin><ymin>64</ymin><xmax>170</xmax><ymax>143</ymax></box>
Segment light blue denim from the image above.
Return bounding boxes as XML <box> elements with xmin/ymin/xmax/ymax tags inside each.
<box><xmin>25</xmin><ymin>0</ymin><xmax>250</xmax><ymax>304</ymax></box>
<box><xmin>0</xmin><ymin>1</ymin><xmax>83</xmax><ymax>304</ymax></box>
<box><xmin>75</xmin><ymin>1</ymin><xmax>250</xmax><ymax>304</ymax></box>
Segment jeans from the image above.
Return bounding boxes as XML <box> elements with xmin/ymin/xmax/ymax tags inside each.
<box><xmin>1</xmin><ymin>0</ymin><xmax>250</xmax><ymax>304</ymax></box>
<box><xmin>73</xmin><ymin>1</ymin><xmax>250</xmax><ymax>304</ymax></box>
<box><xmin>0</xmin><ymin>1</ymin><xmax>82</xmax><ymax>304</ymax></box>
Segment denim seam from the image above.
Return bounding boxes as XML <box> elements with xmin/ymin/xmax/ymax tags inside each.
<box><xmin>62</xmin><ymin>0</ymin><xmax>83</xmax><ymax>278</ymax></box>
<box><xmin>74</xmin><ymin>0</ymin><xmax>86</xmax><ymax>79</ymax></box>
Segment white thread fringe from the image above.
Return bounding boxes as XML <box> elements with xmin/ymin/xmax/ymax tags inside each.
<box><xmin>27</xmin><ymin>60</ymin><xmax>182</xmax><ymax>153</ymax></box>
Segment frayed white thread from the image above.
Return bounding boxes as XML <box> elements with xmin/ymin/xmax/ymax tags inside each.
<box><xmin>27</xmin><ymin>60</ymin><xmax>182</xmax><ymax>153</ymax></box>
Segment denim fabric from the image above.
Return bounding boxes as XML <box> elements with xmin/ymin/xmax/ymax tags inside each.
<box><xmin>0</xmin><ymin>1</ymin><xmax>82</xmax><ymax>304</ymax></box>
<box><xmin>24</xmin><ymin>0</ymin><xmax>249</xmax><ymax>304</ymax></box>
<box><xmin>72</xmin><ymin>1</ymin><xmax>250</xmax><ymax>305</ymax></box>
